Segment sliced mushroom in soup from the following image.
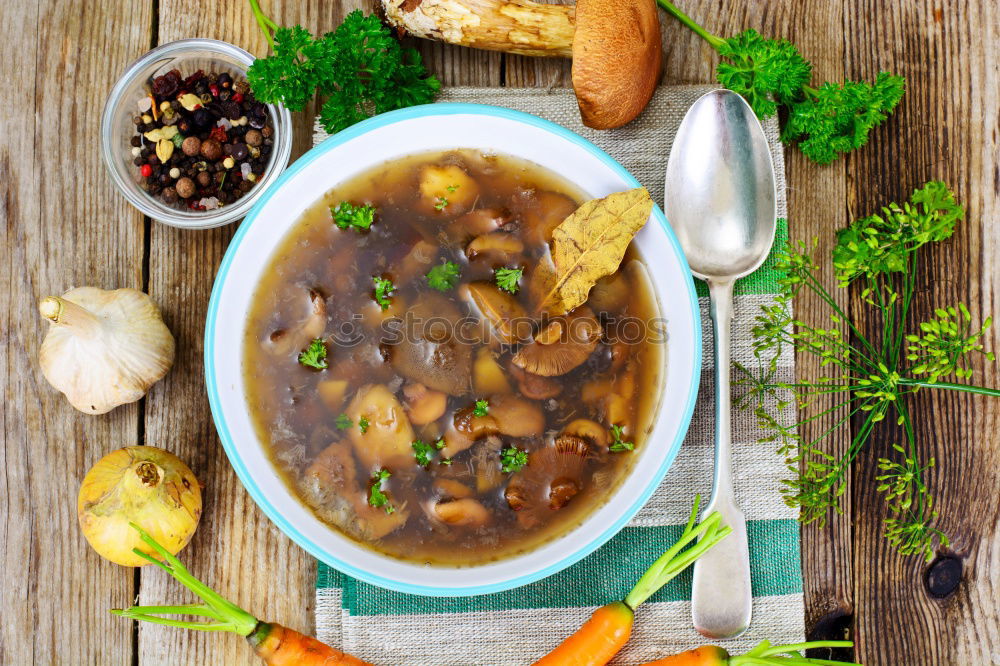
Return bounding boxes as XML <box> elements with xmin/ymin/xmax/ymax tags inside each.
<box><xmin>243</xmin><ymin>150</ymin><xmax>662</xmax><ymax>564</ymax></box>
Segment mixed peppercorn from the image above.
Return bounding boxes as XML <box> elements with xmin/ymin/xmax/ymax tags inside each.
<box><xmin>131</xmin><ymin>69</ymin><xmax>275</xmax><ymax>210</ymax></box>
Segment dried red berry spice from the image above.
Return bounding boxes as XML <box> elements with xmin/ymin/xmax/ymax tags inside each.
<box><xmin>209</xmin><ymin>83</ymin><xmax>220</xmax><ymax>98</ymax></box>
<box><xmin>209</xmin><ymin>126</ymin><xmax>228</xmax><ymax>143</ymax></box>
<box><xmin>140</xmin><ymin>164</ymin><xmax>153</xmax><ymax>178</ymax></box>
<box><xmin>182</xmin><ymin>69</ymin><xmax>205</xmax><ymax>89</ymax></box>
<box><xmin>232</xmin><ymin>92</ymin><xmax>244</xmax><ymax>104</ymax></box>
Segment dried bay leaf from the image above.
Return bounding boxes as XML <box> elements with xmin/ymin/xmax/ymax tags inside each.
<box><xmin>530</xmin><ymin>187</ymin><xmax>653</xmax><ymax>315</ymax></box>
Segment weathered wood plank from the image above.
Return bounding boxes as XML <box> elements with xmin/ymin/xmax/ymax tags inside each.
<box><xmin>136</xmin><ymin>2</ymin><xmax>340</xmax><ymax>664</ymax></box>
<box><xmin>845</xmin><ymin>0</ymin><xmax>1000</xmax><ymax>663</ymax></box>
<box><xmin>771</xmin><ymin>1</ymin><xmax>856</xmax><ymax>655</ymax></box>
<box><xmin>0</xmin><ymin>0</ymin><xmax>152</xmax><ymax>664</ymax></box>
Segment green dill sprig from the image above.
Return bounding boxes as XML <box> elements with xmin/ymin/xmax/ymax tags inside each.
<box><xmin>736</xmin><ymin>183</ymin><xmax>998</xmax><ymax>561</ymax></box>
<box><xmin>247</xmin><ymin>1</ymin><xmax>439</xmax><ymax>135</ymax></box>
<box><xmin>656</xmin><ymin>1</ymin><xmax>905</xmax><ymax>164</ymax></box>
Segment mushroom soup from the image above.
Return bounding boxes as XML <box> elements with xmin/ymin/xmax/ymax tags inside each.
<box><xmin>243</xmin><ymin>150</ymin><xmax>662</xmax><ymax>564</ymax></box>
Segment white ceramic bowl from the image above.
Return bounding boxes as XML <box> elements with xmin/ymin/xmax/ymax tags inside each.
<box><xmin>206</xmin><ymin>104</ymin><xmax>702</xmax><ymax>596</ymax></box>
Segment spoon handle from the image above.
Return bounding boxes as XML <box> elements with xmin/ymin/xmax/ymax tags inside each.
<box><xmin>691</xmin><ymin>279</ymin><xmax>752</xmax><ymax>639</ymax></box>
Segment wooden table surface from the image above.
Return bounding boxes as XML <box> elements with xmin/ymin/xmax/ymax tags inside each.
<box><xmin>2</xmin><ymin>1</ymin><xmax>998</xmax><ymax>664</ymax></box>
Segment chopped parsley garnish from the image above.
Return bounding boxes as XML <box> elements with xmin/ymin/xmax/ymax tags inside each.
<box><xmin>335</xmin><ymin>413</ymin><xmax>353</xmax><ymax>430</ymax></box>
<box><xmin>441</xmin><ymin>458</ymin><xmax>453</xmax><ymax>465</ymax></box>
<box><xmin>412</xmin><ymin>439</ymin><xmax>435</xmax><ymax>467</ymax></box>
<box><xmin>609</xmin><ymin>424</ymin><xmax>634</xmax><ymax>452</ymax></box>
<box><xmin>413</xmin><ymin>438</ymin><xmax>446</xmax><ymax>467</ymax></box>
<box><xmin>446</xmin><ymin>184</ymin><xmax>459</xmax><ymax>193</ymax></box>
<box><xmin>331</xmin><ymin>201</ymin><xmax>375</xmax><ymax>231</ymax></box>
<box><xmin>426</xmin><ymin>261</ymin><xmax>461</xmax><ymax>292</ymax></box>
<box><xmin>367</xmin><ymin>468</ymin><xmax>394</xmax><ymax>514</ymax></box>
<box><xmin>473</xmin><ymin>399</ymin><xmax>489</xmax><ymax>417</ymax></box>
<box><xmin>500</xmin><ymin>447</ymin><xmax>528</xmax><ymax>474</ymax></box>
<box><xmin>297</xmin><ymin>338</ymin><xmax>328</xmax><ymax>369</ymax></box>
<box><xmin>434</xmin><ymin>196</ymin><xmax>449</xmax><ymax>211</ymax></box>
<box><xmin>372</xmin><ymin>276</ymin><xmax>396</xmax><ymax>310</ymax></box>
<box><xmin>494</xmin><ymin>267</ymin><xmax>523</xmax><ymax>294</ymax></box>
<box><xmin>358</xmin><ymin>415</ymin><xmax>370</xmax><ymax>434</ymax></box>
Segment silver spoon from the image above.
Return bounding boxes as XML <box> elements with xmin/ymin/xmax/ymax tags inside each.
<box><xmin>664</xmin><ymin>89</ymin><xmax>777</xmax><ymax>639</ymax></box>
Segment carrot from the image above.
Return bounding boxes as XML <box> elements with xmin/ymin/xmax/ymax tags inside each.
<box><xmin>533</xmin><ymin>601</ymin><xmax>635</xmax><ymax>666</ymax></box>
<box><xmin>111</xmin><ymin>524</ymin><xmax>371</xmax><ymax>666</ymax></box>
<box><xmin>640</xmin><ymin>640</ymin><xmax>859</xmax><ymax>666</ymax></box>
<box><xmin>533</xmin><ymin>496</ymin><xmax>732</xmax><ymax>666</ymax></box>
<box><xmin>250</xmin><ymin>622</ymin><xmax>370</xmax><ymax>666</ymax></box>
<box><xmin>640</xmin><ymin>645</ymin><xmax>729</xmax><ymax>666</ymax></box>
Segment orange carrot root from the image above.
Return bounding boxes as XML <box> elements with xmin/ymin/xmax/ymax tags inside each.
<box><xmin>640</xmin><ymin>645</ymin><xmax>729</xmax><ymax>665</ymax></box>
<box><xmin>250</xmin><ymin>622</ymin><xmax>372</xmax><ymax>666</ymax></box>
<box><xmin>532</xmin><ymin>601</ymin><xmax>635</xmax><ymax>666</ymax></box>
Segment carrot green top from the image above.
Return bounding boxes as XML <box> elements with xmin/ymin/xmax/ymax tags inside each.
<box><xmin>110</xmin><ymin>523</ymin><xmax>259</xmax><ymax>637</ymax></box>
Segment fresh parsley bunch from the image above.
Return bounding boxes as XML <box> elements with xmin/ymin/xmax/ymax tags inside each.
<box><xmin>658</xmin><ymin>1</ymin><xmax>905</xmax><ymax>164</ymax></box>
<box><xmin>248</xmin><ymin>1</ymin><xmax>439</xmax><ymax>134</ymax></box>
<box><xmin>737</xmin><ymin>182</ymin><xmax>998</xmax><ymax>561</ymax></box>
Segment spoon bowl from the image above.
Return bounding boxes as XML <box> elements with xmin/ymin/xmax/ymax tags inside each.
<box><xmin>666</xmin><ymin>90</ymin><xmax>776</xmax><ymax>280</ymax></box>
<box><xmin>664</xmin><ymin>89</ymin><xmax>777</xmax><ymax>639</ymax></box>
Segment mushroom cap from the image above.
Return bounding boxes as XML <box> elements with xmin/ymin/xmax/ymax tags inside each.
<box><xmin>299</xmin><ymin>441</ymin><xmax>409</xmax><ymax>540</ymax></box>
<box><xmin>511</xmin><ymin>306</ymin><xmax>602</xmax><ymax>376</ymax></box>
<box><xmin>388</xmin><ymin>292</ymin><xmax>473</xmax><ymax>395</ymax></box>
<box><xmin>571</xmin><ymin>0</ymin><xmax>662</xmax><ymax>129</ymax></box>
<box><xmin>504</xmin><ymin>441</ymin><xmax>590</xmax><ymax>528</ymax></box>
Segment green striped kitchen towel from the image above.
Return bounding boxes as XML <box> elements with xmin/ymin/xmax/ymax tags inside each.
<box><xmin>311</xmin><ymin>85</ymin><xmax>802</xmax><ymax>664</ymax></box>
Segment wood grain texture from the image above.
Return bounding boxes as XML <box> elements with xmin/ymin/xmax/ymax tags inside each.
<box><xmin>135</xmin><ymin>2</ymin><xmax>339</xmax><ymax>664</ymax></box>
<box><xmin>844</xmin><ymin>1</ymin><xmax>1000</xmax><ymax>663</ymax></box>
<box><xmin>0</xmin><ymin>0</ymin><xmax>151</xmax><ymax>664</ymax></box>
<box><xmin>772</xmin><ymin>1</ymin><xmax>856</xmax><ymax>654</ymax></box>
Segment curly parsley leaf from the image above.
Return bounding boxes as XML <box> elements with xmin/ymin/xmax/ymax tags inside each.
<box><xmin>426</xmin><ymin>261</ymin><xmax>461</xmax><ymax>292</ymax></box>
<box><xmin>359</xmin><ymin>415</ymin><xmax>370</xmax><ymax>434</ymax></box>
<box><xmin>248</xmin><ymin>7</ymin><xmax>439</xmax><ymax>135</ymax></box>
<box><xmin>783</xmin><ymin>72</ymin><xmax>906</xmax><ymax>165</ymax></box>
<box><xmin>332</xmin><ymin>201</ymin><xmax>375</xmax><ymax>231</ymax></box>
<box><xmin>494</xmin><ymin>267</ymin><xmax>523</xmax><ymax>294</ymax></box>
<box><xmin>716</xmin><ymin>29</ymin><xmax>811</xmax><ymax>118</ymax></box>
<box><xmin>609</xmin><ymin>424</ymin><xmax>634</xmax><ymax>452</ymax></box>
<box><xmin>656</xmin><ymin>1</ymin><xmax>904</xmax><ymax>164</ymax></box>
<box><xmin>500</xmin><ymin>447</ymin><xmax>528</xmax><ymax>474</ymax></box>
<box><xmin>335</xmin><ymin>413</ymin><xmax>353</xmax><ymax>430</ymax></box>
<box><xmin>297</xmin><ymin>338</ymin><xmax>328</xmax><ymax>369</ymax></box>
<box><xmin>368</xmin><ymin>468</ymin><xmax>394</xmax><ymax>514</ymax></box>
<box><xmin>473</xmin><ymin>399</ymin><xmax>489</xmax><ymax>417</ymax></box>
<box><xmin>372</xmin><ymin>276</ymin><xmax>396</xmax><ymax>310</ymax></box>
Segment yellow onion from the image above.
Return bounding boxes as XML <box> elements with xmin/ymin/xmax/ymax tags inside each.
<box><xmin>78</xmin><ymin>446</ymin><xmax>202</xmax><ymax>566</ymax></box>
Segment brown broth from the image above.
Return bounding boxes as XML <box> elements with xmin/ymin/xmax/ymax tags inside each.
<box><xmin>243</xmin><ymin>150</ymin><xmax>663</xmax><ymax>565</ymax></box>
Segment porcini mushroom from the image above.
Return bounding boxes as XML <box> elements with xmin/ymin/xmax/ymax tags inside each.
<box><xmin>380</xmin><ymin>0</ymin><xmax>662</xmax><ymax>129</ymax></box>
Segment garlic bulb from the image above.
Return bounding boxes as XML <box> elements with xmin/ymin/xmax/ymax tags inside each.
<box><xmin>38</xmin><ymin>287</ymin><xmax>175</xmax><ymax>414</ymax></box>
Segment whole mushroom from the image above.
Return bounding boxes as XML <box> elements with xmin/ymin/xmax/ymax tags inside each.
<box><xmin>380</xmin><ymin>0</ymin><xmax>662</xmax><ymax>129</ymax></box>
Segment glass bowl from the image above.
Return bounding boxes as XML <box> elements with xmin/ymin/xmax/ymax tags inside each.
<box><xmin>101</xmin><ymin>39</ymin><xmax>293</xmax><ymax>229</ymax></box>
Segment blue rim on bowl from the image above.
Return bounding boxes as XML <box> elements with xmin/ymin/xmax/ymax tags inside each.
<box><xmin>205</xmin><ymin>103</ymin><xmax>703</xmax><ymax>596</ymax></box>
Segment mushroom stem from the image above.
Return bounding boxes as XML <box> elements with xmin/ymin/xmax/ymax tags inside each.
<box><xmin>380</xmin><ymin>0</ymin><xmax>575</xmax><ymax>57</ymax></box>
<box><xmin>39</xmin><ymin>296</ymin><xmax>103</xmax><ymax>335</ymax></box>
